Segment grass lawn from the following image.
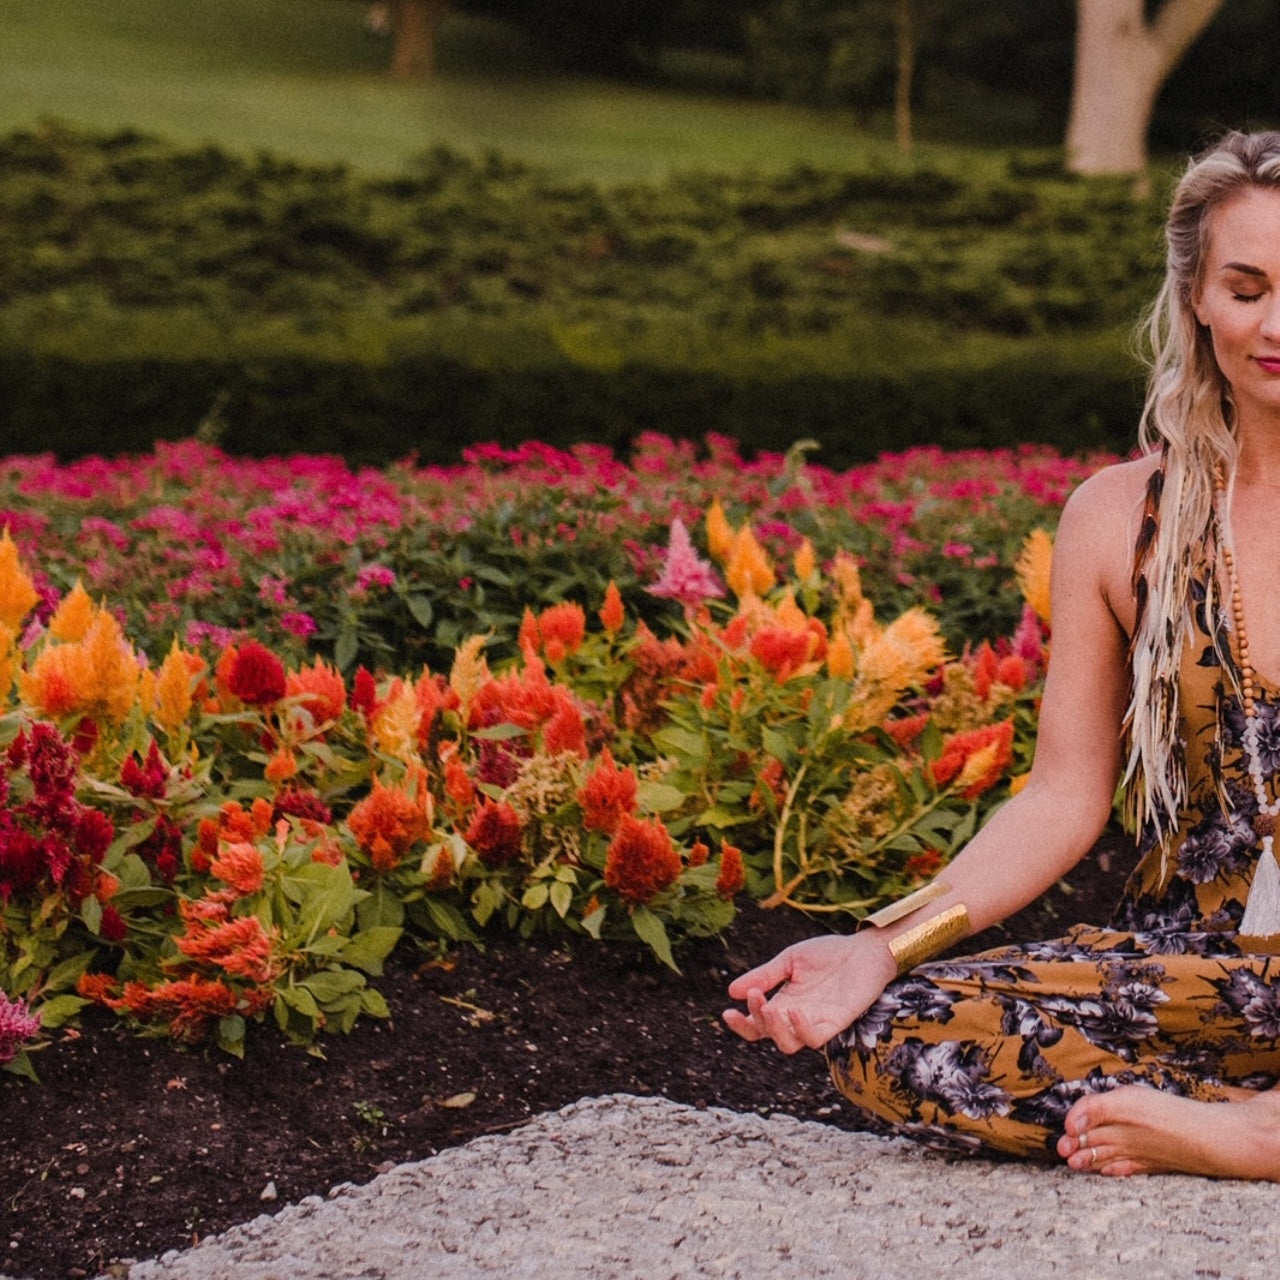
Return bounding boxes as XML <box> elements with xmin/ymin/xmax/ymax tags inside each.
<box><xmin>3</xmin><ymin>0</ymin><xmax>1046</xmax><ymax>180</ymax></box>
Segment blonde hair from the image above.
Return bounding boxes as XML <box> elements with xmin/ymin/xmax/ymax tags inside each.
<box><xmin>1125</xmin><ymin>131</ymin><xmax>1280</xmax><ymax>837</ymax></box>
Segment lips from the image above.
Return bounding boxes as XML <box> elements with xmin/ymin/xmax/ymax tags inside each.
<box><xmin>1256</xmin><ymin>357</ymin><xmax>1280</xmax><ymax>374</ymax></box>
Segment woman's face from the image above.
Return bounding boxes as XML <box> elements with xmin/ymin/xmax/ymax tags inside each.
<box><xmin>1194</xmin><ymin>186</ymin><xmax>1280</xmax><ymax>428</ymax></box>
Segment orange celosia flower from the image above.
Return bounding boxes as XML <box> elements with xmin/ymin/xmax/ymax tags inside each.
<box><xmin>48</xmin><ymin>581</ymin><xmax>95</xmax><ymax>642</ymax></box>
<box><xmin>1016</xmin><ymin>528</ymin><xmax>1054</xmax><ymax>627</ymax></box>
<box><xmin>598</xmin><ymin>581</ymin><xmax>625</xmax><ymax>634</ymax></box>
<box><xmin>286</xmin><ymin>657</ymin><xmax>346</xmax><ymax>727</ymax></box>
<box><xmin>578</xmin><ymin>747</ymin><xmax>638</xmax><ymax>835</ymax></box>
<box><xmin>414</xmin><ymin>671</ymin><xmax>456</xmax><ymax>746</ymax></box>
<box><xmin>537</xmin><ymin>602</ymin><xmax>586</xmax><ymax>664</ymax></box>
<box><xmin>21</xmin><ymin>609</ymin><xmax>140</xmax><ymax>724</ymax></box>
<box><xmin>827</xmin><ymin>627</ymin><xmax>855</xmax><ymax>680</ymax></box>
<box><xmin>705</xmin><ymin>499</ymin><xmax>735</xmax><ymax>564</ymax></box>
<box><xmin>931</xmin><ymin>720</ymin><xmax>1015</xmax><ymax>799</ymax></box>
<box><xmin>209</xmin><ymin>841</ymin><xmax>266</xmax><ymax>896</ymax></box>
<box><xmin>250</xmin><ymin>797</ymin><xmax>274</xmax><ymax>836</ymax></box>
<box><xmin>77</xmin><ymin>972</ymin><xmax>119</xmax><ymax>1004</ymax></box>
<box><xmin>347</xmin><ymin>769</ymin><xmax>432</xmax><ymax>873</ymax></box>
<box><xmin>0</xmin><ymin>622</ymin><xmax>17</xmax><ymax>706</ymax></box>
<box><xmin>971</xmin><ymin>641</ymin><xmax>1000</xmax><ymax>701</ymax></box>
<box><xmin>603</xmin><ymin>815</ymin><xmax>682</xmax><ymax>906</ymax></box>
<box><xmin>468</xmin><ymin>653</ymin><xmax>558</xmax><ymax>734</ymax></box>
<box><xmin>518</xmin><ymin>607</ymin><xmax>540</xmax><ymax>656</ymax></box>
<box><xmin>107</xmin><ymin>975</ymin><xmax>243</xmax><ymax>1042</ymax></box>
<box><xmin>176</xmin><ymin>915</ymin><xmax>278</xmax><ymax>983</ymax></box>
<box><xmin>0</xmin><ymin>529</ymin><xmax>38</xmax><ymax>631</ymax></box>
<box><xmin>883</xmin><ymin>712</ymin><xmax>929</xmax><ymax>749</ymax></box>
<box><xmin>687</xmin><ymin>839</ymin><xmax>710</xmax><ymax>868</ymax></box>
<box><xmin>715</xmin><ymin>842</ymin><xmax>746</xmax><ymax>899</ymax></box>
<box><xmin>264</xmin><ymin>747</ymin><xmax>298</xmax><ymax>785</ymax></box>
<box><xmin>793</xmin><ymin>538</ymin><xmax>816</xmax><ymax>582</ymax></box>
<box><xmin>443</xmin><ymin>755</ymin><xmax>476</xmax><ymax>814</ymax></box>
<box><xmin>724</xmin><ymin>524</ymin><xmax>774</xmax><ymax>599</ymax></box>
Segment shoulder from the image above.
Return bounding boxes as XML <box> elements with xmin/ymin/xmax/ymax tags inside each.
<box><xmin>1056</xmin><ymin>453</ymin><xmax>1159</xmax><ymax>636</ymax></box>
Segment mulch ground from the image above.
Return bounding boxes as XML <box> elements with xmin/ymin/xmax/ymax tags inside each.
<box><xmin>0</xmin><ymin>835</ymin><xmax>1136</xmax><ymax>1280</ymax></box>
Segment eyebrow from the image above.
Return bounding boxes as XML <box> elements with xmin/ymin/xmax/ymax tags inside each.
<box><xmin>1220</xmin><ymin>262</ymin><xmax>1267</xmax><ymax>277</ymax></box>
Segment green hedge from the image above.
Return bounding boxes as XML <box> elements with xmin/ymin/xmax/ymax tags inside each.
<box><xmin>0</xmin><ymin>326</ymin><xmax>1142</xmax><ymax>466</ymax></box>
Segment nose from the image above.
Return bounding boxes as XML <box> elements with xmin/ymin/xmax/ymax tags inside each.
<box><xmin>1262</xmin><ymin>292</ymin><xmax>1280</xmax><ymax>343</ymax></box>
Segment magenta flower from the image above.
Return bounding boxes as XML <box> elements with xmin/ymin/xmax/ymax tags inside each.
<box><xmin>647</xmin><ymin>518</ymin><xmax>724</xmax><ymax>610</ymax></box>
<box><xmin>0</xmin><ymin>993</ymin><xmax>40</xmax><ymax>1065</ymax></box>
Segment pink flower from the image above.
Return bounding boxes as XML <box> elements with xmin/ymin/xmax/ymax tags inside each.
<box><xmin>647</xmin><ymin>519</ymin><xmax>724</xmax><ymax>610</ymax></box>
<box><xmin>280</xmin><ymin>612</ymin><xmax>317</xmax><ymax>639</ymax></box>
<box><xmin>0</xmin><ymin>993</ymin><xmax>40</xmax><ymax>1065</ymax></box>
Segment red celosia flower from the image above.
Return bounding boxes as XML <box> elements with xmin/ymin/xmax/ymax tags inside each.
<box><xmin>904</xmin><ymin>847</ymin><xmax>944</xmax><ymax>880</ymax></box>
<box><xmin>518</xmin><ymin>607</ymin><xmax>540</xmax><ymax>655</ymax></box>
<box><xmin>346</xmin><ymin>772</ymin><xmax>432</xmax><ymax>873</ymax></box>
<box><xmin>350</xmin><ymin>666</ymin><xmax>378</xmax><ymax>718</ymax></box>
<box><xmin>465</xmin><ymin>799</ymin><xmax>524</xmax><ymax>869</ymax></box>
<box><xmin>603</xmin><ymin>815</ymin><xmax>682</xmax><ymax>906</ymax></box>
<box><xmin>715</xmin><ymin>842</ymin><xmax>745</xmax><ymax>900</ymax></box>
<box><xmin>74</xmin><ymin>808</ymin><xmax>114</xmax><ymax>863</ymax></box>
<box><xmin>99</xmin><ymin>903</ymin><xmax>127</xmax><ymax>943</ymax></box>
<box><xmin>272</xmin><ymin>788</ymin><xmax>333</xmax><ymax>826</ymax></box>
<box><xmin>536</xmin><ymin>602</ymin><xmax>586</xmax><ymax>663</ymax></box>
<box><xmin>176</xmin><ymin>915</ymin><xmax>277</xmax><ymax>983</ymax></box>
<box><xmin>931</xmin><ymin>720</ymin><xmax>1015</xmax><ymax>799</ymax></box>
<box><xmin>970</xmin><ymin>642</ymin><xmax>999</xmax><ymax>701</ymax></box>
<box><xmin>121</xmin><ymin>741</ymin><xmax>169</xmax><ymax>799</ymax></box>
<box><xmin>687</xmin><ymin>839</ymin><xmax>710</xmax><ymax>868</ymax></box>
<box><xmin>883</xmin><ymin>713</ymin><xmax>930</xmax><ymax>750</ymax></box>
<box><xmin>996</xmin><ymin>654</ymin><xmax>1028</xmax><ymax>692</ymax></box>
<box><xmin>750</xmin><ymin>625</ymin><xmax>812</xmax><ymax>681</ymax></box>
<box><xmin>578</xmin><ymin>748</ymin><xmax>637</xmax><ymax>835</ymax></box>
<box><xmin>209</xmin><ymin>841</ymin><xmax>266</xmax><ymax>896</ymax></box>
<box><xmin>542</xmin><ymin>690</ymin><xmax>587</xmax><ymax>757</ymax></box>
<box><xmin>224</xmin><ymin>641</ymin><xmax>287</xmax><ymax>707</ymax></box>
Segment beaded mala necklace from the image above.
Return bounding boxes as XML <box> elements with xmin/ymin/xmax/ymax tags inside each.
<box><xmin>1215</xmin><ymin>470</ymin><xmax>1280</xmax><ymax>941</ymax></box>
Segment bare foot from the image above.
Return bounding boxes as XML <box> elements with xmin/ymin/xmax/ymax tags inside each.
<box><xmin>1057</xmin><ymin>1083</ymin><xmax>1280</xmax><ymax>1179</ymax></box>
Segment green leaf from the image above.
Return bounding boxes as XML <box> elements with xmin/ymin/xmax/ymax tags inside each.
<box><xmin>630</xmin><ymin>906</ymin><xmax>679</xmax><ymax>973</ymax></box>
<box><xmin>694</xmin><ymin>805</ymin><xmax>751</xmax><ymax>830</ymax></box>
<box><xmin>415</xmin><ymin>896</ymin><xmax>478</xmax><ymax>942</ymax></box>
<box><xmin>216</xmin><ymin>1015</ymin><xmax>246</xmax><ymax>1059</ymax></box>
<box><xmin>581</xmin><ymin>903</ymin><xmax>605</xmax><ymax>939</ymax></box>
<box><xmin>549</xmin><ymin>880</ymin><xmax>573</xmax><ymax>919</ymax></box>
<box><xmin>32</xmin><ymin>994</ymin><xmax>88</xmax><ymax>1030</ymax></box>
<box><xmin>79</xmin><ymin>896</ymin><xmax>103</xmax><ymax>936</ymax></box>
<box><xmin>521</xmin><ymin>882</ymin><xmax>550</xmax><ymax>911</ymax></box>
<box><xmin>761</xmin><ymin>726</ymin><xmax>799</xmax><ymax>768</ymax></box>
<box><xmin>300</xmin><ymin>969</ymin><xmax>367</xmax><ymax>1006</ymax></box>
<box><xmin>339</xmin><ymin>926</ymin><xmax>402</xmax><ymax>975</ymax></box>
<box><xmin>360</xmin><ymin>987</ymin><xmax>391</xmax><ymax>1019</ymax></box>
<box><xmin>637</xmin><ymin>781</ymin><xmax>688</xmax><ymax>813</ymax></box>
<box><xmin>405</xmin><ymin>594</ymin><xmax>434</xmax><ymax>628</ymax></box>
<box><xmin>335</xmin><ymin>626</ymin><xmax>359</xmax><ymax>672</ymax></box>
<box><xmin>280</xmin><ymin>985</ymin><xmax>321</xmax><ymax>1018</ymax></box>
<box><xmin>357</xmin><ymin>881</ymin><xmax>405</xmax><ymax>931</ymax></box>
<box><xmin>651</xmin><ymin>726</ymin><xmax>707</xmax><ymax>763</ymax></box>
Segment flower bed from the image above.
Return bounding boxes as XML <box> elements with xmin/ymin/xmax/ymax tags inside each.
<box><xmin>0</xmin><ymin>437</ymin><xmax>1108</xmax><ymax>1073</ymax></box>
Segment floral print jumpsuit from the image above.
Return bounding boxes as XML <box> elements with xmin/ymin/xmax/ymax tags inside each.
<box><xmin>824</xmin><ymin>579</ymin><xmax>1280</xmax><ymax>1159</ymax></box>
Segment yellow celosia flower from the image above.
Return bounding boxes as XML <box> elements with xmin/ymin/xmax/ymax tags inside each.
<box><xmin>21</xmin><ymin>608</ymin><xmax>140</xmax><ymax>724</ymax></box>
<box><xmin>955</xmin><ymin>742</ymin><xmax>1003</xmax><ymax>795</ymax></box>
<box><xmin>725</xmin><ymin>524</ymin><xmax>774</xmax><ymax>599</ymax></box>
<box><xmin>1015</xmin><ymin>528</ymin><xmax>1053</xmax><ymax>626</ymax></box>
<box><xmin>705</xmin><ymin>499</ymin><xmax>734</xmax><ymax>564</ymax></box>
<box><xmin>153</xmin><ymin>639</ymin><xmax>197</xmax><ymax>734</ymax></box>
<box><xmin>48</xmin><ymin>581</ymin><xmax>95</xmax><ymax>642</ymax></box>
<box><xmin>0</xmin><ymin>529</ymin><xmax>38</xmax><ymax>631</ymax></box>
<box><xmin>449</xmin><ymin>634</ymin><xmax>490</xmax><ymax>722</ymax></box>
<box><xmin>1008</xmin><ymin>771</ymin><xmax>1031</xmax><ymax>796</ymax></box>
<box><xmin>793</xmin><ymin>538</ymin><xmax>816</xmax><ymax>582</ymax></box>
<box><xmin>827</xmin><ymin>627</ymin><xmax>855</xmax><ymax>680</ymax></box>
<box><xmin>830</xmin><ymin>551</ymin><xmax>864</xmax><ymax>611</ymax></box>
<box><xmin>371</xmin><ymin>677</ymin><xmax>421</xmax><ymax>765</ymax></box>
<box><xmin>881</xmin><ymin>608</ymin><xmax>947</xmax><ymax>676</ymax></box>
<box><xmin>0</xmin><ymin>622</ymin><xmax>16</xmax><ymax>705</ymax></box>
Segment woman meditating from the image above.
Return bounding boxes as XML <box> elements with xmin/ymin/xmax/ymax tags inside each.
<box><xmin>724</xmin><ymin>130</ymin><xmax>1280</xmax><ymax>1179</ymax></box>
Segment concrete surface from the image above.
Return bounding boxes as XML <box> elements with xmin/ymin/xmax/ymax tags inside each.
<box><xmin>65</xmin><ymin>1093</ymin><xmax>1280</xmax><ymax>1279</ymax></box>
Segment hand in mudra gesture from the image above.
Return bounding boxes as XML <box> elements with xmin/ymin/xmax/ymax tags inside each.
<box><xmin>722</xmin><ymin>932</ymin><xmax>897</xmax><ymax>1055</ymax></box>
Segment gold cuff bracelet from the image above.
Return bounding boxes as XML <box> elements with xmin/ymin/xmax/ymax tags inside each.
<box><xmin>886</xmin><ymin>903</ymin><xmax>970</xmax><ymax>975</ymax></box>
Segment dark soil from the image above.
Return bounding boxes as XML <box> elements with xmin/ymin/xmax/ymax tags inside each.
<box><xmin>1</xmin><ymin>835</ymin><xmax>1136</xmax><ymax>1280</ymax></box>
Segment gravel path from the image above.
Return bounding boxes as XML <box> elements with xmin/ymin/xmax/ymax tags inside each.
<box><xmin>64</xmin><ymin>1094</ymin><xmax>1280</xmax><ymax>1278</ymax></box>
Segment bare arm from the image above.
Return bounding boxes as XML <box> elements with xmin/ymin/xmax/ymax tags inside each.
<box><xmin>723</xmin><ymin>462</ymin><xmax>1141</xmax><ymax>1053</ymax></box>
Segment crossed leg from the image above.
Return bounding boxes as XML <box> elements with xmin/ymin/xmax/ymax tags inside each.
<box><xmin>1058</xmin><ymin>1083</ymin><xmax>1280</xmax><ymax>1179</ymax></box>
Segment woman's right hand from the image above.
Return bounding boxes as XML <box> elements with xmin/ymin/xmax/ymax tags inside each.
<box><xmin>722</xmin><ymin>931</ymin><xmax>898</xmax><ymax>1054</ymax></box>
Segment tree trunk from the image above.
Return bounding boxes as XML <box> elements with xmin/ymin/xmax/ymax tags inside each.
<box><xmin>894</xmin><ymin>0</ymin><xmax>915</xmax><ymax>155</ymax></box>
<box><xmin>390</xmin><ymin>0</ymin><xmax>445</xmax><ymax>80</ymax></box>
<box><xmin>1065</xmin><ymin>0</ymin><xmax>1226</xmax><ymax>176</ymax></box>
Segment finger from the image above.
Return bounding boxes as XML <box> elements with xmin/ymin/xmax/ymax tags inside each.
<box><xmin>722</xmin><ymin>1008</ymin><xmax>762</xmax><ymax>1042</ymax></box>
<box><xmin>726</xmin><ymin>953</ymin><xmax>795</xmax><ymax>1001</ymax></box>
<box><xmin>785</xmin><ymin>1006</ymin><xmax>831</xmax><ymax>1053</ymax></box>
